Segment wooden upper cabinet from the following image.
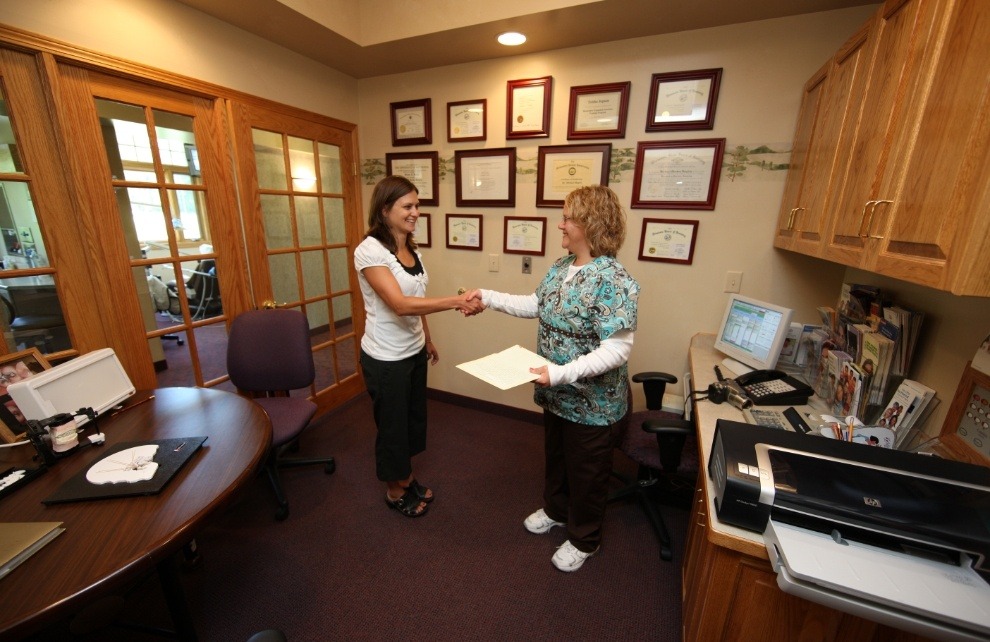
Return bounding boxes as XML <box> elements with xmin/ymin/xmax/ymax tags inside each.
<box><xmin>777</xmin><ymin>0</ymin><xmax>990</xmax><ymax>296</ymax></box>
<box><xmin>775</xmin><ymin>23</ymin><xmax>874</xmax><ymax>256</ymax></box>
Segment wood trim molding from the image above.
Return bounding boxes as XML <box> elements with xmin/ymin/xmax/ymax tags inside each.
<box><xmin>0</xmin><ymin>23</ymin><xmax>356</xmax><ymax>133</ymax></box>
<box><xmin>426</xmin><ymin>387</ymin><xmax>543</xmax><ymax>425</ymax></box>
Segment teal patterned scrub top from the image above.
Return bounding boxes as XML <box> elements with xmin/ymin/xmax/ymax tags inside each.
<box><xmin>534</xmin><ymin>254</ymin><xmax>640</xmax><ymax>426</ymax></box>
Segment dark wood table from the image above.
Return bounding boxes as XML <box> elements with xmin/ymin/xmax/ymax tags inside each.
<box><xmin>0</xmin><ymin>387</ymin><xmax>271</xmax><ymax>640</ymax></box>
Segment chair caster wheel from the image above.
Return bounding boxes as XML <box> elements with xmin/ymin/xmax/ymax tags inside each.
<box><xmin>324</xmin><ymin>460</ymin><xmax>335</xmax><ymax>474</ymax></box>
<box><xmin>275</xmin><ymin>504</ymin><xmax>289</xmax><ymax>521</ymax></box>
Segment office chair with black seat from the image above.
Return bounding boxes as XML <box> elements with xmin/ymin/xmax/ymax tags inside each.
<box><xmin>166</xmin><ymin>259</ymin><xmax>222</xmax><ymax>321</ymax></box>
<box><xmin>227</xmin><ymin>308</ymin><xmax>335</xmax><ymax>521</ymax></box>
<box><xmin>609</xmin><ymin>371</ymin><xmax>698</xmax><ymax>561</ymax></box>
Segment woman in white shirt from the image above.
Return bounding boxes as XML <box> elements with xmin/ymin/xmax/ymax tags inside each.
<box><xmin>355</xmin><ymin>175</ymin><xmax>480</xmax><ymax>517</ymax></box>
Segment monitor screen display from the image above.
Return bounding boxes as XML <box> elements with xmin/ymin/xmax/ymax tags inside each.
<box><xmin>713</xmin><ymin>294</ymin><xmax>793</xmax><ymax>376</ymax></box>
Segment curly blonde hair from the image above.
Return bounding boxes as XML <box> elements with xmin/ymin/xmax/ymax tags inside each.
<box><xmin>564</xmin><ymin>185</ymin><xmax>626</xmax><ymax>257</ymax></box>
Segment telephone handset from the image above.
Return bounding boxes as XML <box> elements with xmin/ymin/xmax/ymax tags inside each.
<box><xmin>733</xmin><ymin>369</ymin><xmax>813</xmax><ymax>406</ymax></box>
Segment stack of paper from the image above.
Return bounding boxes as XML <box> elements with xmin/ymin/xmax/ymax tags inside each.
<box><xmin>456</xmin><ymin>345</ymin><xmax>551</xmax><ymax>390</ymax></box>
<box><xmin>0</xmin><ymin>522</ymin><xmax>65</xmax><ymax>580</ymax></box>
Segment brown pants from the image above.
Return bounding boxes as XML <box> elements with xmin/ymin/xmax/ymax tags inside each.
<box><xmin>542</xmin><ymin>411</ymin><xmax>620</xmax><ymax>553</ymax></box>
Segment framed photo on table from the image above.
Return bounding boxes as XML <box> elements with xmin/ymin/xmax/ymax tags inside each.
<box><xmin>446</xmin><ymin>214</ymin><xmax>483</xmax><ymax>250</ymax></box>
<box><xmin>503</xmin><ymin>216</ymin><xmax>546</xmax><ymax>256</ymax></box>
<box><xmin>646</xmin><ymin>68</ymin><xmax>722</xmax><ymax>132</ymax></box>
<box><xmin>506</xmin><ymin>76</ymin><xmax>552</xmax><ymax>139</ymax></box>
<box><xmin>638</xmin><ymin>218</ymin><xmax>699</xmax><ymax>265</ymax></box>
<box><xmin>386</xmin><ymin>151</ymin><xmax>439</xmax><ymax>206</ymax></box>
<box><xmin>567</xmin><ymin>82</ymin><xmax>630</xmax><ymax>140</ymax></box>
<box><xmin>454</xmin><ymin>148</ymin><xmax>516</xmax><ymax>207</ymax></box>
<box><xmin>536</xmin><ymin>144</ymin><xmax>611</xmax><ymax>208</ymax></box>
<box><xmin>390</xmin><ymin>98</ymin><xmax>432</xmax><ymax>146</ymax></box>
<box><xmin>414</xmin><ymin>212</ymin><xmax>431</xmax><ymax>248</ymax></box>
<box><xmin>631</xmin><ymin>139</ymin><xmax>725</xmax><ymax>210</ymax></box>
<box><xmin>0</xmin><ymin>348</ymin><xmax>52</xmax><ymax>443</ymax></box>
<box><xmin>447</xmin><ymin>99</ymin><xmax>487</xmax><ymax>142</ymax></box>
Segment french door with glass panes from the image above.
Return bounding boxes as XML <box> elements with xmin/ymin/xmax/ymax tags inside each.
<box><xmin>52</xmin><ymin>66</ymin><xmax>248</xmax><ymax>390</ymax></box>
<box><xmin>229</xmin><ymin>102</ymin><xmax>364</xmax><ymax>414</ymax></box>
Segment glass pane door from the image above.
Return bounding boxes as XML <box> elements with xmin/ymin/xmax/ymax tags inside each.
<box><xmin>93</xmin><ymin>94</ymin><xmax>231</xmax><ymax>389</ymax></box>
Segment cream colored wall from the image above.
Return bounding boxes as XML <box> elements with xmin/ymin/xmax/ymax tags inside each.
<box><xmin>357</xmin><ymin>8</ymin><xmax>871</xmax><ymax>415</ymax></box>
<box><xmin>0</xmin><ymin>0</ymin><xmax>360</xmax><ymax>123</ymax></box>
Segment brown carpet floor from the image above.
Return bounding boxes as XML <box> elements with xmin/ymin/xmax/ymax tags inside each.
<box><xmin>27</xmin><ymin>395</ymin><xmax>689</xmax><ymax>642</ymax></box>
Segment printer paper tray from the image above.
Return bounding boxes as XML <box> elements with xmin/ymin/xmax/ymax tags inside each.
<box><xmin>765</xmin><ymin>519</ymin><xmax>990</xmax><ymax>641</ymax></box>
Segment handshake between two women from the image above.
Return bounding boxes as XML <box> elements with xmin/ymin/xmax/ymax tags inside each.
<box><xmin>454</xmin><ymin>289</ymin><xmax>485</xmax><ymax>317</ymax></box>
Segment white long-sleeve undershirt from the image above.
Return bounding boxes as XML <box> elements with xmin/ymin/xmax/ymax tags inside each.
<box><xmin>481</xmin><ymin>274</ymin><xmax>634</xmax><ymax>387</ymax></box>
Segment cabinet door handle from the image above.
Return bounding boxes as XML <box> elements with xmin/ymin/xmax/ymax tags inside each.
<box><xmin>858</xmin><ymin>200</ymin><xmax>878</xmax><ymax>237</ymax></box>
<box><xmin>867</xmin><ymin>199</ymin><xmax>893</xmax><ymax>239</ymax></box>
<box><xmin>792</xmin><ymin>207</ymin><xmax>806</xmax><ymax>232</ymax></box>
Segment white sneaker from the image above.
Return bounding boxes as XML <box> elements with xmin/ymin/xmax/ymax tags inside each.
<box><xmin>551</xmin><ymin>540</ymin><xmax>598</xmax><ymax>572</ymax></box>
<box><xmin>524</xmin><ymin>508</ymin><xmax>564</xmax><ymax>534</ymax></box>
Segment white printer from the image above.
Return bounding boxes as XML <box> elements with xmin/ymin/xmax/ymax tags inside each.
<box><xmin>709</xmin><ymin>419</ymin><xmax>990</xmax><ymax>642</ymax></box>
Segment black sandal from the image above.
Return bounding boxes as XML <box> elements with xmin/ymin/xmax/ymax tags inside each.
<box><xmin>406</xmin><ymin>478</ymin><xmax>434</xmax><ymax>503</ymax></box>
<box><xmin>385</xmin><ymin>488</ymin><xmax>429</xmax><ymax>517</ymax></box>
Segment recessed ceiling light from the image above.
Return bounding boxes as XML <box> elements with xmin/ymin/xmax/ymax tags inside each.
<box><xmin>497</xmin><ymin>32</ymin><xmax>526</xmax><ymax>46</ymax></box>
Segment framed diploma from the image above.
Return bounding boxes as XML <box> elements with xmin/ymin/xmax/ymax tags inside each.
<box><xmin>454</xmin><ymin>147</ymin><xmax>516</xmax><ymax>207</ymax></box>
<box><xmin>503</xmin><ymin>216</ymin><xmax>546</xmax><ymax>256</ymax></box>
<box><xmin>646</xmin><ymin>68</ymin><xmax>722</xmax><ymax>132</ymax></box>
<box><xmin>506</xmin><ymin>76</ymin><xmax>552</xmax><ymax>139</ymax></box>
<box><xmin>638</xmin><ymin>218</ymin><xmax>699</xmax><ymax>265</ymax></box>
<box><xmin>414</xmin><ymin>212</ymin><xmax>431</xmax><ymax>248</ymax></box>
<box><xmin>567</xmin><ymin>82</ymin><xmax>630</xmax><ymax>140</ymax></box>
<box><xmin>631</xmin><ymin>139</ymin><xmax>725</xmax><ymax>210</ymax></box>
<box><xmin>390</xmin><ymin>98</ymin><xmax>432</xmax><ymax>146</ymax></box>
<box><xmin>447</xmin><ymin>99</ymin><xmax>487</xmax><ymax>142</ymax></box>
<box><xmin>536</xmin><ymin>144</ymin><xmax>611</xmax><ymax>208</ymax></box>
<box><xmin>446</xmin><ymin>214</ymin><xmax>483</xmax><ymax>250</ymax></box>
<box><xmin>935</xmin><ymin>364</ymin><xmax>990</xmax><ymax>465</ymax></box>
<box><xmin>386</xmin><ymin>151</ymin><xmax>439</xmax><ymax>206</ymax></box>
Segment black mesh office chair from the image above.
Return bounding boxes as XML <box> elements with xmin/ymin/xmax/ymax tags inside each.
<box><xmin>609</xmin><ymin>371</ymin><xmax>698</xmax><ymax>561</ymax></box>
<box><xmin>167</xmin><ymin>259</ymin><xmax>222</xmax><ymax>321</ymax></box>
<box><xmin>227</xmin><ymin>309</ymin><xmax>335</xmax><ymax>520</ymax></box>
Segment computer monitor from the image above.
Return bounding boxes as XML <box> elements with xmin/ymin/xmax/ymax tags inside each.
<box><xmin>713</xmin><ymin>293</ymin><xmax>794</xmax><ymax>376</ymax></box>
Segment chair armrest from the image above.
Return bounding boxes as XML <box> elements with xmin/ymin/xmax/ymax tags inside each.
<box><xmin>642</xmin><ymin>418</ymin><xmax>694</xmax><ymax>437</ymax></box>
<box><xmin>632</xmin><ymin>371</ymin><xmax>678</xmax><ymax>411</ymax></box>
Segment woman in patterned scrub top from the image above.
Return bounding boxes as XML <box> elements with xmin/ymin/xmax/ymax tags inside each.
<box><xmin>469</xmin><ymin>185</ymin><xmax>639</xmax><ymax>572</ymax></box>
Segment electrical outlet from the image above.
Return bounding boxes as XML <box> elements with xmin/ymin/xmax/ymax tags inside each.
<box><xmin>724</xmin><ymin>271</ymin><xmax>742</xmax><ymax>293</ymax></box>
<box><xmin>522</xmin><ymin>256</ymin><xmax>532</xmax><ymax>274</ymax></box>
<box><xmin>488</xmin><ymin>253</ymin><xmax>500</xmax><ymax>272</ymax></box>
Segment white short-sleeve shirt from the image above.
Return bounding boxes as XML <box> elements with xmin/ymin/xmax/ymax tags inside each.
<box><xmin>354</xmin><ymin>236</ymin><xmax>427</xmax><ymax>361</ymax></box>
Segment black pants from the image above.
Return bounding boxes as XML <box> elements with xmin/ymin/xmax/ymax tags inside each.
<box><xmin>542</xmin><ymin>411</ymin><xmax>619</xmax><ymax>553</ymax></box>
<box><xmin>360</xmin><ymin>348</ymin><xmax>428</xmax><ymax>482</ymax></box>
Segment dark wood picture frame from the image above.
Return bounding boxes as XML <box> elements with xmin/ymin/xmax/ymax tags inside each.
<box><xmin>503</xmin><ymin>216</ymin><xmax>547</xmax><ymax>256</ymax></box>
<box><xmin>506</xmin><ymin>76</ymin><xmax>552</xmax><ymax>139</ymax></box>
<box><xmin>0</xmin><ymin>347</ymin><xmax>52</xmax><ymax>443</ymax></box>
<box><xmin>390</xmin><ymin>98</ymin><xmax>432</xmax><ymax>146</ymax></box>
<box><xmin>567</xmin><ymin>81</ymin><xmax>631</xmax><ymax>140</ymax></box>
<box><xmin>637</xmin><ymin>218</ymin><xmax>699</xmax><ymax>265</ymax></box>
<box><xmin>386</xmin><ymin>151</ymin><xmax>440</xmax><ymax>206</ymax></box>
<box><xmin>447</xmin><ymin>99</ymin><xmax>487</xmax><ymax>142</ymax></box>
<box><xmin>536</xmin><ymin>144</ymin><xmax>611</xmax><ymax>208</ymax></box>
<box><xmin>646</xmin><ymin>68</ymin><xmax>722</xmax><ymax>132</ymax></box>
<box><xmin>446</xmin><ymin>214</ymin><xmax>483</xmax><ymax>250</ymax></box>
<box><xmin>937</xmin><ymin>363</ymin><xmax>990</xmax><ymax>465</ymax></box>
<box><xmin>454</xmin><ymin>147</ymin><xmax>516</xmax><ymax>207</ymax></box>
<box><xmin>414</xmin><ymin>212</ymin><xmax>431</xmax><ymax>248</ymax></box>
<box><xmin>631</xmin><ymin>138</ymin><xmax>725</xmax><ymax>210</ymax></box>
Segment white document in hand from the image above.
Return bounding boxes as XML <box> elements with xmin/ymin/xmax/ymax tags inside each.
<box><xmin>457</xmin><ymin>345</ymin><xmax>552</xmax><ymax>390</ymax></box>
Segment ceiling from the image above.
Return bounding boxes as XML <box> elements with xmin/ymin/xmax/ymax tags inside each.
<box><xmin>173</xmin><ymin>0</ymin><xmax>875</xmax><ymax>79</ymax></box>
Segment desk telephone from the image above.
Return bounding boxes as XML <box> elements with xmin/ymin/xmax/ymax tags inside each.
<box><xmin>734</xmin><ymin>369</ymin><xmax>814</xmax><ymax>406</ymax></box>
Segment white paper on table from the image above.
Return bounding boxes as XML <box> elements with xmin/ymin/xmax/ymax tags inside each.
<box><xmin>456</xmin><ymin>345</ymin><xmax>552</xmax><ymax>390</ymax></box>
<box><xmin>86</xmin><ymin>444</ymin><xmax>160</xmax><ymax>485</ymax></box>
